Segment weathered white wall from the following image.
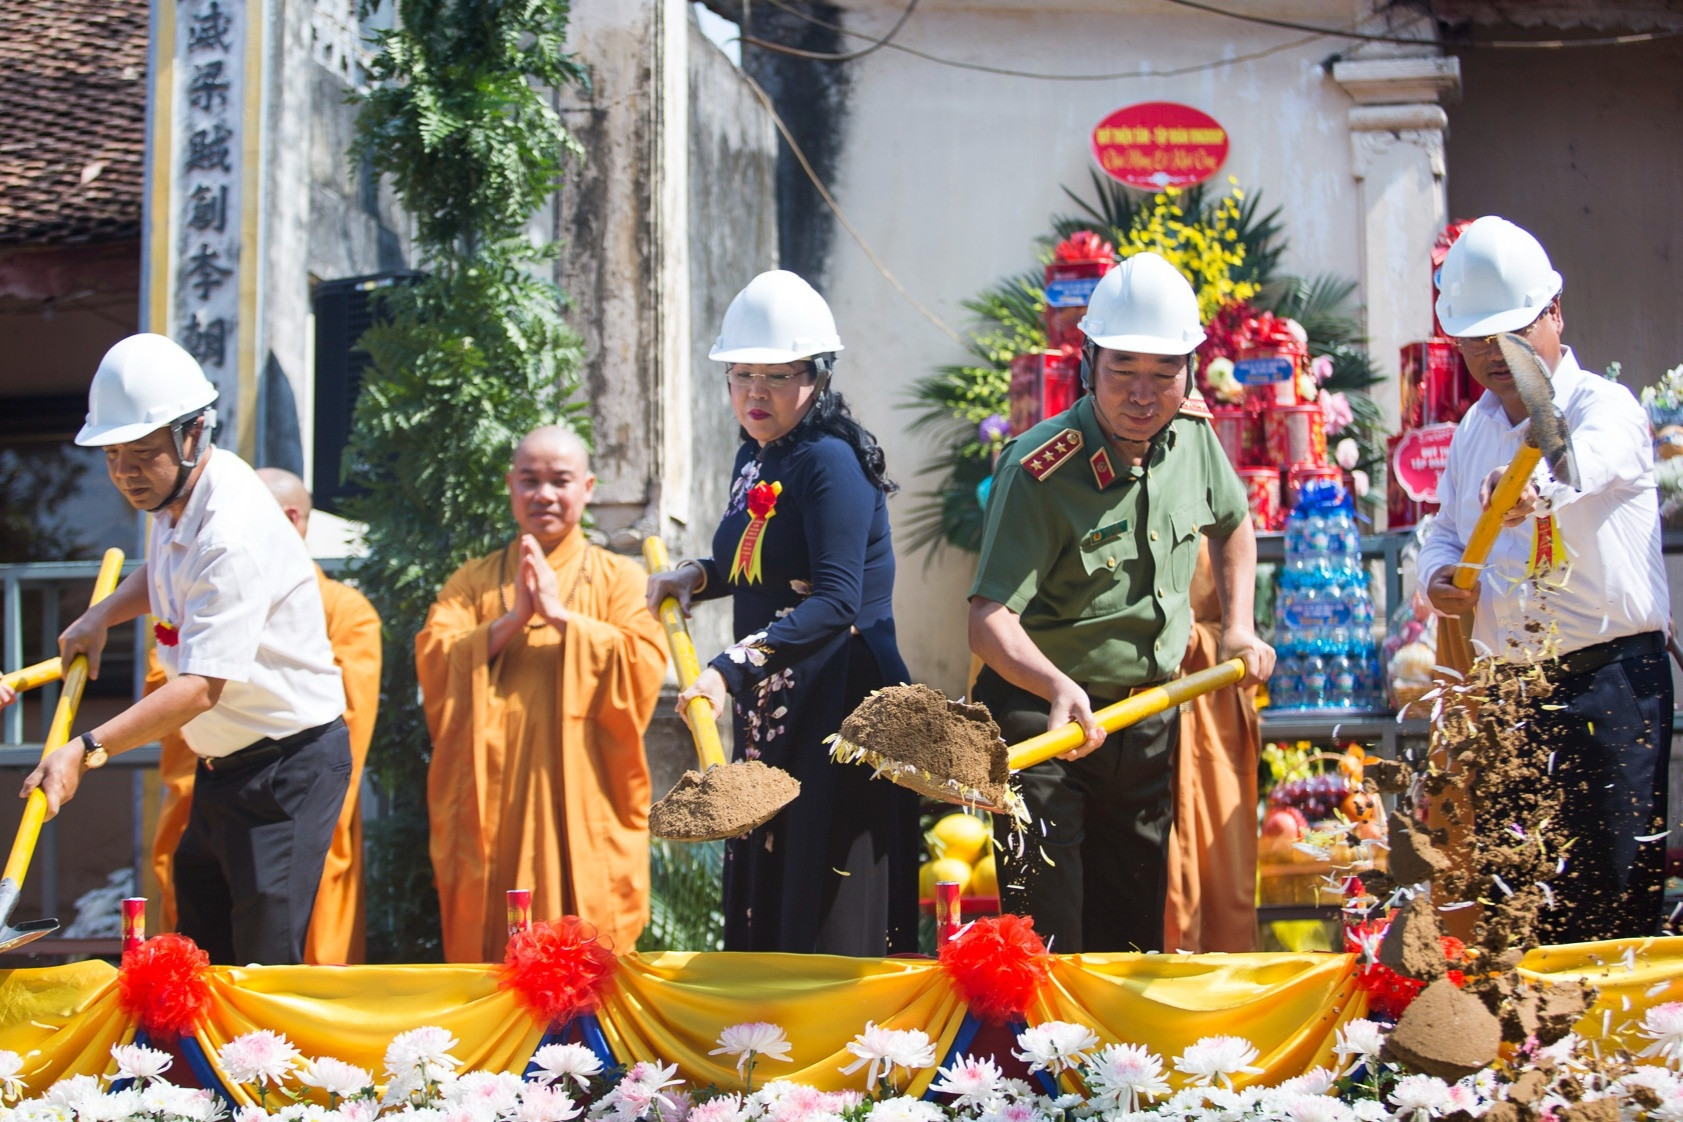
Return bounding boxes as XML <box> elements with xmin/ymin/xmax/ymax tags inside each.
<box><xmin>802</xmin><ymin>0</ymin><xmax>1435</xmax><ymax>693</ymax></box>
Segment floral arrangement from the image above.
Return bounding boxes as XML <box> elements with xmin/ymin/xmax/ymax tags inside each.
<box><xmin>1639</xmin><ymin>365</ymin><xmax>1683</xmax><ymax>522</ymax></box>
<box><xmin>9</xmin><ymin>1008</ymin><xmax>1683</xmax><ymax>1122</ymax></box>
<box><xmin>903</xmin><ymin>176</ymin><xmax>1386</xmax><ymax>555</ymax></box>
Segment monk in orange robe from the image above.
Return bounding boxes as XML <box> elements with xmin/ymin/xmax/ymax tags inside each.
<box><xmin>150</xmin><ymin>468</ymin><xmax>381</xmax><ymax>963</ymax></box>
<box><xmin>416</xmin><ymin>426</ymin><xmax>667</xmax><ymax>962</ymax></box>
<box><xmin>1163</xmin><ymin>541</ymin><xmax>1261</xmax><ymax>953</ymax></box>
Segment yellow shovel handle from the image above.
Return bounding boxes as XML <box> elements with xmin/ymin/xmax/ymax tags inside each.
<box><xmin>642</xmin><ymin>537</ymin><xmax>729</xmax><ymax>772</ymax></box>
<box><xmin>1007</xmin><ymin>658</ymin><xmax>1247</xmax><ymax>772</ymax></box>
<box><xmin>3</xmin><ymin>548</ymin><xmax>124</xmax><ymax>886</ymax></box>
<box><xmin>2</xmin><ymin>658</ymin><xmax>62</xmax><ymax>693</ymax></box>
<box><xmin>1452</xmin><ymin>443</ymin><xmax>1542</xmax><ymax>590</ymax></box>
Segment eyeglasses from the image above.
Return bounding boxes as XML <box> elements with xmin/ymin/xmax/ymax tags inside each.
<box><xmin>1455</xmin><ymin>307</ymin><xmax>1552</xmax><ymax>352</ymax></box>
<box><xmin>725</xmin><ymin>367</ymin><xmax>811</xmax><ymax>389</ymax></box>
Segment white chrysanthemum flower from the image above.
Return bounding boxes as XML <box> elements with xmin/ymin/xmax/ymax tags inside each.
<box><xmin>517</xmin><ymin>1084</ymin><xmax>583</xmax><ymax>1122</ymax></box>
<box><xmin>445</xmin><ymin>1071</ymin><xmax>525</xmax><ymax>1117</ymax></box>
<box><xmin>1537</xmin><ymin>1032</ymin><xmax>1587</xmax><ymax>1072</ymax></box>
<box><xmin>1350</xmin><ymin>1101</ymin><xmax>1392</xmax><ymax>1122</ymax></box>
<box><xmin>974</xmin><ymin>1100</ymin><xmax>1042</xmax><ymax>1122</ymax></box>
<box><xmin>590</xmin><ymin>1061</ymin><xmax>683</xmax><ymax>1122</ymax></box>
<box><xmin>385</xmin><ymin>1028</ymin><xmax>462</xmax><ymax>1081</ymax></box>
<box><xmin>1389</xmin><ymin>1074</ymin><xmax>1452</xmax><ymax>1120</ymax></box>
<box><xmin>141</xmin><ymin>1084</ymin><xmax>224</xmax><ymax>1122</ymax></box>
<box><xmin>710</xmin><ymin>1024</ymin><xmax>794</xmax><ymax>1079</ymax></box>
<box><xmin>1642</xmin><ymin>1006</ymin><xmax>1683</xmax><ymax>1067</ymax></box>
<box><xmin>111</xmin><ymin>1044</ymin><xmax>173</xmax><ymax>1084</ymax></box>
<box><xmin>530</xmin><ymin>1044</ymin><xmax>604</xmax><ymax>1092</ymax></box>
<box><xmin>864</xmin><ymin>1097</ymin><xmax>943</xmax><ymax>1122</ymax></box>
<box><xmin>1085</xmin><ymin>1043</ymin><xmax>1170</xmax><ymax>1113</ymax></box>
<box><xmin>218</xmin><ymin>1030</ymin><xmax>301</xmax><ymax>1087</ymax></box>
<box><xmin>687</xmin><ymin>1094</ymin><xmax>749</xmax><ymax>1122</ymax></box>
<box><xmin>296</xmin><ymin>1057</ymin><xmax>374</xmax><ymax>1100</ymax></box>
<box><xmin>930</xmin><ymin>1054</ymin><xmax>1004</xmax><ymax>1110</ymax></box>
<box><xmin>0</xmin><ymin>1049</ymin><xmax>27</xmax><ymax>1102</ymax></box>
<box><xmin>397</xmin><ymin>1109</ymin><xmax>446</xmax><ymax>1122</ymax></box>
<box><xmin>1281</xmin><ymin>1092</ymin><xmax>1356</xmax><ymax>1122</ymax></box>
<box><xmin>83</xmin><ymin>1087</ymin><xmax>143</xmax><ymax>1122</ymax></box>
<box><xmin>1013</xmin><ymin>1022</ymin><xmax>1100</xmax><ymax>1076</ymax></box>
<box><xmin>1618</xmin><ymin>1065</ymin><xmax>1682</xmax><ymax>1097</ymax></box>
<box><xmin>1331</xmin><ymin>1020</ymin><xmax>1387</xmax><ymax>1077</ymax></box>
<box><xmin>838</xmin><ymin>1024</ymin><xmax>935</xmax><ymax>1090</ymax></box>
<box><xmin>1172</xmin><ymin>1037</ymin><xmax>1263</xmax><ymax>1090</ymax></box>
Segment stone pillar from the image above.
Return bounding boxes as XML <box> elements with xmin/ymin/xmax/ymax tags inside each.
<box><xmin>1332</xmin><ymin>58</ymin><xmax>1461</xmax><ymax>437</ymax></box>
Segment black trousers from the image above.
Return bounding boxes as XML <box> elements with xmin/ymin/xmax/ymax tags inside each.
<box><xmin>174</xmin><ymin>719</ymin><xmax>351</xmax><ymax>965</ymax></box>
<box><xmin>1501</xmin><ymin>646</ymin><xmax>1673</xmax><ymax>944</ymax></box>
<box><xmin>974</xmin><ymin>668</ymin><xmax>1179</xmax><ymax>954</ymax></box>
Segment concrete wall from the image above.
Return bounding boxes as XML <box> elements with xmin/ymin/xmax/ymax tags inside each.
<box><xmin>1444</xmin><ymin>31</ymin><xmax>1683</xmax><ymax>390</ymax></box>
<box><xmin>748</xmin><ymin>0</ymin><xmax>1435</xmax><ymax>694</ymax></box>
<box><xmin>556</xmin><ymin>2</ymin><xmax>778</xmax><ymax>794</ymax></box>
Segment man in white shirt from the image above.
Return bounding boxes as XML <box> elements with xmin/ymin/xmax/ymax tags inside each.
<box><xmin>1419</xmin><ymin>216</ymin><xmax>1671</xmax><ymax>942</ymax></box>
<box><xmin>17</xmin><ymin>334</ymin><xmax>349</xmax><ymax>965</ymax></box>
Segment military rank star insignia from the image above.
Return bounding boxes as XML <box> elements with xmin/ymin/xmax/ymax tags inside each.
<box><xmin>1021</xmin><ymin>428</ymin><xmax>1084</xmax><ymax>481</ymax></box>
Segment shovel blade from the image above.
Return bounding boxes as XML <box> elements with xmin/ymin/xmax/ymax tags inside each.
<box><xmin>1496</xmin><ymin>331</ymin><xmax>1580</xmax><ymax>490</ymax></box>
<box><xmin>0</xmin><ymin>878</ymin><xmax>56</xmax><ymax>953</ymax></box>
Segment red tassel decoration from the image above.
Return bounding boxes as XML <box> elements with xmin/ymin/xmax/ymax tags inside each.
<box><xmin>939</xmin><ymin>913</ymin><xmax>1052</xmax><ymax>1024</ymax></box>
<box><xmin>497</xmin><ymin>916</ymin><xmax>619</xmax><ymax>1025</ymax></box>
<box><xmin>117</xmin><ymin>933</ymin><xmax>212</xmax><ymax>1040</ymax></box>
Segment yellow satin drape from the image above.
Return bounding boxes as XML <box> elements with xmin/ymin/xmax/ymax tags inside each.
<box><xmin>7</xmin><ymin>940</ymin><xmax>1683</xmax><ymax>1099</ymax></box>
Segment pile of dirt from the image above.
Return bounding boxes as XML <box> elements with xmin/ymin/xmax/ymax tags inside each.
<box><xmin>830</xmin><ymin>685</ymin><xmax>1012</xmax><ymax>811</ymax></box>
<box><xmin>1382</xmin><ymin>656</ymin><xmax>1594</xmax><ymax>1072</ymax></box>
<box><xmin>647</xmin><ymin>761</ymin><xmax>801</xmax><ymax>841</ymax></box>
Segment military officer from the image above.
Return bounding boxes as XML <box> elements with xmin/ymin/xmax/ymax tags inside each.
<box><xmin>968</xmin><ymin>252</ymin><xmax>1274</xmax><ymax>953</ymax></box>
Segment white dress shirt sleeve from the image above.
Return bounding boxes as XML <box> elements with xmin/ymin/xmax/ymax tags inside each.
<box><xmin>1534</xmin><ymin>388</ymin><xmax>1653</xmax><ymax>513</ymax></box>
<box><xmin>173</xmin><ymin>539</ymin><xmax>267</xmax><ymax>684</ymax></box>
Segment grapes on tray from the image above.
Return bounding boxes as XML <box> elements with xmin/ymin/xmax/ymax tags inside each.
<box><xmin>1266</xmin><ymin>773</ymin><xmax>1350</xmax><ymax>821</ymax></box>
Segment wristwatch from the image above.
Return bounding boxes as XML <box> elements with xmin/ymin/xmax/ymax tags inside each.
<box><xmin>78</xmin><ymin>732</ymin><xmax>108</xmax><ymax>770</ymax></box>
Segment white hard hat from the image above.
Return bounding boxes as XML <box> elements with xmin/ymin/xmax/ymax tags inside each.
<box><xmin>710</xmin><ymin>270</ymin><xmax>845</xmax><ymax>364</ymax></box>
<box><xmin>1078</xmin><ymin>252</ymin><xmax>1206</xmax><ymax>355</ymax></box>
<box><xmin>76</xmin><ymin>333</ymin><xmax>219</xmax><ymax>446</ymax></box>
<box><xmin>1435</xmin><ymin>216</ymin><xmax>1562</xmax><ymax>337</ymax></box>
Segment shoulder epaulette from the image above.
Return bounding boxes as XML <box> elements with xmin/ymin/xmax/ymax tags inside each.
<box><xmin>1177</xmin><ymin>389</ymin><xmax>1213</xmax><ymax>421</ymax></box>
<box><xmin>1019</xmin><ymin>428</ymin><xmax>1084</xmax><ymax>481</ymax></box>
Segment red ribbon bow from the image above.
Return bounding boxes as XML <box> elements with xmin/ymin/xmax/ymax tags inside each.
<box><xmin>746</xmin><ymin>481</ymin><xmax>780</xmax><ymax>519</ymax></box>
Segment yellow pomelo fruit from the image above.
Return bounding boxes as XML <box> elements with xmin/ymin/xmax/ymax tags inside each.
<box><xmin>919</xmin><ymin>857</ymin><xmax>973</xmax><ymax>898</ymax></box>
<box><xmin>929</xmin><ymin>812</ymin><xmax>991</xmax><ymax>866</ymax></box>
<box><xmin>970</xmin><ymin>853</ymin><xmax>998</xmax><ymax>897</ymax></box>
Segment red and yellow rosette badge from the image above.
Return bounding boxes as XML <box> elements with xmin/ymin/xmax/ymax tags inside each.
<box><xmin>730</xmin><ymin>480</ymin><xmax>782</xmax><ymax>585</ymax></box>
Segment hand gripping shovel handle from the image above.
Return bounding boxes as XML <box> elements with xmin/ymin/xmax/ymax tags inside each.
<box><xmin>641</xmin><ymin>538</ymin><xmax>729</xmax><ymax>772</ymax></box>
<box><xmin>1006</xmin><ymin>658</ymin><xmax>1247</xmax><ymax>773</ymax></box>
<box><xmin>1</xmin><ymin>548</ymin><xmax>124</xmax><ymax>890</ymax></box>
<box><xmin>1437</xmin><ymin>444</ymin><xmax>1544</xmax><ymax>674</ymax></box>
<box><xmin>2</xmin><ymin>658</ymin><xmax>62</xmax><ymax>694</ymax></box>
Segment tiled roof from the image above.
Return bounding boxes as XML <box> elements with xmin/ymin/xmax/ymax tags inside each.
<box><xmin>0</xmin><ymin>0</ymin><xmax>149</xmax><ymax>246</ymax></box>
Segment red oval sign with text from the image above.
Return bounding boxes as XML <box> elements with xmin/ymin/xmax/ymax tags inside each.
<box><xmin>1091</xmin><ymin>103</ymin><xmax>1229</xmax><ymax>190</ymax></box>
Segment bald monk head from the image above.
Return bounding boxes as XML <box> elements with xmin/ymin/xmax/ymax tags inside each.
<box><xmin>257</xmin><ymin>467</ymin><xmax>312</xmax><ymax>539</ymax></box>
<box><xmin>507</xmin><ymin>426</ymin><xmax>595</xmax><ymax>550</ymax></box>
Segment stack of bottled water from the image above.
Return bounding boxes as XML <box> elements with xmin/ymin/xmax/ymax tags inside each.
<box><xmin>1267</xmin><ymin>481</ymin><xmax>1385</xmax><ymax>711</ymax></box>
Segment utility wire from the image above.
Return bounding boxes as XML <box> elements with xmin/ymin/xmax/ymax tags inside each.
<box><xmin>734</xmin><ymin>70</ymin><xmax>963</xmax><ymax>344</ymax></box>
<box><xmin>1153</xmin><ymin>0</ymin><xmax>1682</xmax><ymax>49</ymax></box>
<box><xmin>738</xmin><ymin>0</ymin><xmax>920</xmax><ymax>61</ymax></box>
<box><xmin>739</xmin><ymin>0</ymin><xmax>1680</xmax><ymax>65</ymax></box>
<box><xmin>749</xmin><ymin>0</ymin><xmax>1330</xmax><ymax>79</ymax></box>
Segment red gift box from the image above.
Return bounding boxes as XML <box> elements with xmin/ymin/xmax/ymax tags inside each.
<box><xmin>1264</xmin><ymin>402</ymin><xmax>1326</xmax><ymax>468</ymax></box>
<box><xmin>1400</xmin><ymin>340</ymin><xmax>1478</xmax><ymax>428</ymax></box>
<box><xmin>1043</xmin><ymin>232</ymin><xmax>1116</xmax><ymax>350</ymax></box>
<box><xmin>1007</xmin><ymin>347</ymin><xmax>1083</xmax><ymax>436</ymax></box>
<box><xmin>1237</xmin><ymin>466</ymin><xmax>1282</xmax><ymax>531</ymax></box>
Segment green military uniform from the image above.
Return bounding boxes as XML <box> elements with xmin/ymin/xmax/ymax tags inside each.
<box><xmin>969</xmin><ymin>391</ymin><xmax>1249</xmax><ymax>953</ymax></box>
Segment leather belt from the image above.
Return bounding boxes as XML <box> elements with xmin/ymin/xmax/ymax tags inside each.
<box><xmin>200</xmin><ymin>717</ymin><xmax>345</xmax><ymax>774</ymax></box>
<box><xmin>1546</xmin><ymin>630</ymin><xmax>1664</xmax><ymax>680</ymax></box>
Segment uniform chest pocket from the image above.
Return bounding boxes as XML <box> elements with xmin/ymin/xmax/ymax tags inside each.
<box><xmin>1076</xmin><ymin>529</ymin><xmax>1141</xmax><ymax>614</ymax></box>
<box><xmin>1167</xmin><ymin>502</ymin><xmax>1210</xmax><ymax>593</ymax></box>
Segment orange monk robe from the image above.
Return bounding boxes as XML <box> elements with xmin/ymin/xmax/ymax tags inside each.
<box><xmin>1163</xmin><ymin>540</ymin><xmax>1262</xmax><ymax>953</ymax></box>
<box><xmin>150</xmin><ymin>568</ymin><xmax>382</xmax><ymax>964</ymax></box>
<box><xmin>416</xmin><ymin>529</ymin><xmax>667</xmax><ymax>963</ymax></box>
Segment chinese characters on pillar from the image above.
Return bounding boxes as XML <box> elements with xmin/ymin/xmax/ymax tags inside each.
<box><xmin>175</xmin><ymin>0</ymin><xmax>240</xmax><ymax>375</ymax></box>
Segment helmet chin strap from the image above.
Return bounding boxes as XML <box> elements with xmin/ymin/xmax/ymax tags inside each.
<box><xmin>147</xmin><ymin>411</ymin><xmax>212</xmax><ymax>513</ymax></box>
